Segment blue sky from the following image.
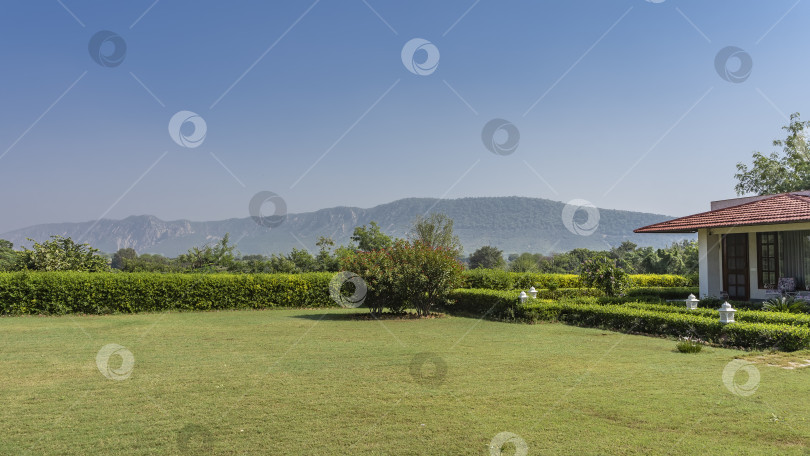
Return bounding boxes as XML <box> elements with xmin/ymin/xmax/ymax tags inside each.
<box><xmin>0</xmin><ymin>0</ymin><xmax>808</xmax><ymax>234</ymax></box>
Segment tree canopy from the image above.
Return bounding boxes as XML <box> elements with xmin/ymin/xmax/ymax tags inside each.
<box><xmin>351</xmin><ymin>221</ymin><xmax>393</xmax><ymax>252</ymax></box>
<box><xmin>735</xmin><ymin>112</ymin><xmax>810</xmax><ymax>195</ymax></box>
<box><xmin>468</xmin><ymin>245</ymin><xmax>505</xmax><ymax>269</ymax></box>
<box><xmin>408</xmin><ymin>213</ymin><xmax>462</xmax><ymax>257</ymax></box>
<box><xmin>16</xmin><ymin>236</ymin><xmax>108</xmax><ymax>272</ymax></box>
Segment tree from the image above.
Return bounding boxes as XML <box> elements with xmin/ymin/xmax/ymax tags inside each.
<box><xmin>17</xmin><ymin>236</ymin><xmax>108</xmax><ymax>272</ymax></box>
<box><xmin>315</xmin><ymin>236</ymin><xmax>339</xmax><ymax>272</ymax></box>
<box><xmin>735</xmin><ymin>113</ymin><xmax>810</xmax><ymax>195</ymax></box>
<box><xmin>508</xmin><ymin>252</ymin><xmax>539</xmax><ymax>272</ymax></box>
<box><xmin>178</xmin><ymin>233</ymin><xmax>236</xmax><ymax>271</ymax></box>
<box><xmin>287</xmin><ymin>248</ymin><xmax>317</xmax><ymax>272</ymax></box>
<box><xmin>580</xmin><ymin>256</ymin><xmax>629</xmax><ymax>297</ymax></box>
<box><xmin>351</xmin><ymin>221</ymin><xmax>392</xmax><ymax>251</ymax></box>
<box><xmin>468</xmin><ymin>245</ymin><xmax>506</xmax><ymax>269</ymax></box>
<box><xmin>0</xmin><ymin>239</ymin><xmax>16</xmax><ymax>271</ymax></box>
<box><xmin>408</xmin><ymin>213</ymin><xmax>462</xmax><ymax>257</ymax></box>
<box><xmin>111</xmin><ymin>248</ymin><xmax>137</xmax><ymax>270</ymax></box>
<box><xmin>122</xmin><ymin>253</ymin><xmax>178</xmax><ymax>272</ymax></box>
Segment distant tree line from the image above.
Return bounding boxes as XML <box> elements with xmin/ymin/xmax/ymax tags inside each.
<box><xmin>0</xmin><ymin>214</ymin><xmax>697</xmax><ymax>277</ymax></box>
<box><xmin>467</xmin><ymin>240</ymin><xmax>698</xmax><ymax>278</ymax></box>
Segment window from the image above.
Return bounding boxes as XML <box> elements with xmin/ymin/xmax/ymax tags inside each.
<box><xmin>757</xmin><ymin>232</ymin><xmax>778</xmax><ymax>289</ymax></box>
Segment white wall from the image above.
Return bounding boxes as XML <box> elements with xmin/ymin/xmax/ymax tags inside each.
<box><xmin>702</xmin><ymin>222</ymin><xmax>810</xmax><ymax>300</ymax></box>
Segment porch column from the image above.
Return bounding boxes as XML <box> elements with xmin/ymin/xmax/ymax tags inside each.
<box><xmin>698</xmin><ymin>228</ymin><xmax>722</xmax><ymax>298</ymax></box>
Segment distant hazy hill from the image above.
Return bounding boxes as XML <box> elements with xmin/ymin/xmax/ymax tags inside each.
<box><xmin>0</xmin><ymin>196</ymin><xmax>692</xmax><ymax>256</ymax></box>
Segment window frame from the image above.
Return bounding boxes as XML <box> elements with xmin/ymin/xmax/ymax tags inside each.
<box><xmin>756</xmin><ymin>232</ymin><xmax>779</xmax><ymax>290</ymax></box>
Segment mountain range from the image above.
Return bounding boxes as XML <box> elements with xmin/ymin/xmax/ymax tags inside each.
<box><xmin>0</xmin><ymin>197</ymin><xmax>693</xmax><ymax>257</ymax></box>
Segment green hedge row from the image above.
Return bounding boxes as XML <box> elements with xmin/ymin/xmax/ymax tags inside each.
<box><xmin>444</xmin><ymin>289</ymin><xmax>528</xmax><ymax>317</ymax></box>
<box><xmin>624</xmin><ymin>287</ymin><xmax>699</xmax><ymax>301</ymax></box>
<box><xmin>619</xmin><ymin>301</ymin><xmax>810</xmax><ymax>327</ymax></box>
<box><xmin>0</xmin><ymin>271</ymin><xmax>336</xmax><ymax>315</ymax></box>
<box><xmin>460</xmin><ymin>270</ymin><xmax>695</xmax><ymax>290</ymax></box>
<box><xmin>529</xmin><ymin>301</ymin><xmax>810</xmax><ymax>351</ymax></box>
<box><xmin>446</xmin><ymin>289</ymin><xmax>810</xmax><ymax>351</ymax></box>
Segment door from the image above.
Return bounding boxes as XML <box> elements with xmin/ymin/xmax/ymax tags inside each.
<box><xmin>723</xmin><ymin>233</ymin><xmax>749</xmax><ymax>301</ymax></box>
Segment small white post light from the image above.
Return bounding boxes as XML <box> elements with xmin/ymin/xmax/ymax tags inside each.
<box><xmin>519</xmin><ymin>291</ymin><xmax>528</xmax><ymax>304</ymax></box>
<box><xmin>685</xmin><ymin>294</ymin><xmax>699</xmax><ymax>310</ymax></box>
<box><xmin>718</xmin><ymin>301</ymin><xmax>736</xmax><ymax>324</ymax></box>
<box><xmin>528</xmin><ymin>287</ymin><xmax>537</xmax><ymax>299</ymax></box>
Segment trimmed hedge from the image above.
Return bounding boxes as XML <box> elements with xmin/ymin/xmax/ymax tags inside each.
<box><xmin>619</xmin><ymin>301</ymin><xmax>810</xmax><ymax>327</ymax></box>
<box><xmin>460</xmin><ymin>270</ymin><xmax>695</xmax><ymax>291</ymax></box>
<box><xmin>446</xmin><ymin>289</ymin><xmax>810</xmax><ymax>351</ymax></box>
<box><xmin>445</xmin><ymin>288</ymin><xmax>529</xmax><ymax>317</ymax></box>
<box><xmin>627</xmin><ymin>274</ymin><xmax>695</xmax><ymax>288</ymax></box>
<box><xmin>0</xmin><ymin>271</ymin><xmax>336</xmax><ymax>315</ymax></box>
<box><xmin>624</xmin><ymin>287</ymin><xmax>699</xmax><ymax>301</ymax></box>
<box><xmin>528</xmin><ymin>301</ymin><xmax>810</xmax><ymax>351</ymax></box>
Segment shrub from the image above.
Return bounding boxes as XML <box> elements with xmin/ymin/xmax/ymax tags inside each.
<box><xmin>763</xmin><ymin>296</ymin><xmax>808</xmax><ymax>313</ymax></box>
<box><xmin>676</xmin><ymin>338</ymin><xmax>703</xmax><ymax>353</ymax></box>
<box><xmin>0</xmin><ymin>271</ymin><xmax>335</xmax><ymax>315</ymax></box>
<box><xmin>579</xmin><ymin>257</ymin><xmax>629</xmax><ymax>297</ymax></box>
<box><xmin>340</xmin><ymin>240</ymin><xmax>464</xmax><ymax>316</ymax></box>
<box><xmin>339</xmin><ymin>248</ymin><xmax>403</xmax><ymax>314</ymax></box>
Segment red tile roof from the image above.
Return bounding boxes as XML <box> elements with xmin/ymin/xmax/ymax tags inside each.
<box><xmin>635</xmin><ymin>193</ymin><xmax>810</xmax><ymax>233</ymax></box>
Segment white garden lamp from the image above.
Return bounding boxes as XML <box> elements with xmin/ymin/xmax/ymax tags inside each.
<box><xmin>519</xmin><ymin>291</ymin><xmax>528</xmax><ymax>304</ymax></box>
<box><xmin>685</xmin><ymin>294</ymin><xmax>699</xmax><ymax>310</ymax></box>
<box><xmin>528</xmin><ymin>287</ymin><xmax>537</xmax><ymax>299</ymax></box>
<box><xmin>718</xmin><ymin>302</ymin><xmax>736</xmax><ymax>324</ymax></box>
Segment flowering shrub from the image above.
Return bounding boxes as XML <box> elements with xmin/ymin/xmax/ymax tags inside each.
<box><xmin>340</xmin><ymin>240</ymin><xmax>464</xmax><ymax>316</ymax></box>
<box><xmin>579</xmin><ymin>257</ymin><xmax>629</xmax><ymax>297</ymax></box>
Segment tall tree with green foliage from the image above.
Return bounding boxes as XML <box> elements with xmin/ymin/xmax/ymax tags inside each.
<box><xmin>16</xmin><ymin>236</ymin><xmax>108</xmax><ymax>272</ymax></box>
<box><xmin>111</xmin><ymin>248</ymin><xmax>138</xmax><ymax>270</ymax></box>
<box><xmin>468</xmin><ymin>245</ymin><xmax>505</xmax><ymax>269</ymax></box>
<box><xmin>351</xmin><ymin>221</ymin><xmax>392</xmax><ymax>251</ymax></box>
<box><xmin>408</xmin><ymin>213</ymin><xmax>462</xmax><ymax>257</ymax></box>
<box><xmin>508</xmin><ymin>252</ymin><xmax>540</xmax><ymax>272</ymax></box>
<box><xmin>179</xmin><ymin>233</ymin><xmax>236</xmax><ymax>271</ymax></box>
<box><xmin>0</xmin><ymin>240</ymin><xmax>17</xmax><ymax>271</ymax></box>
<box><xmin>735</xmin><ymin>112</ymin><xmax>810</xmax><ymax>195</ymax></box>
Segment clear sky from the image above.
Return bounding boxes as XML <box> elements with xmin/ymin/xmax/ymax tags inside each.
<box><xmin>1</xmin><ymin>0</ymin><xmax>807</xmax><ymax>234</ymax></box>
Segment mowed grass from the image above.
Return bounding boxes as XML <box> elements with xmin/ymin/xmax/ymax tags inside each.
<box><xmin>1</xmin><ymin>309</ymin><xmax>809</xmax><ymax>455</ymax></box>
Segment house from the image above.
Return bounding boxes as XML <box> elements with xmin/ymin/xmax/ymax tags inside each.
<box><xmin>634</xmin><ymin>191</ymin><xmax>810</xmax><ymax>301</ymax></box>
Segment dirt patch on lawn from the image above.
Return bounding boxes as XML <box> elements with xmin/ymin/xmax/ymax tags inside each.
<box><xmin>738</xmin><ymin>350</ymin><xmax>810</xmax><ymax>369</ymax></box>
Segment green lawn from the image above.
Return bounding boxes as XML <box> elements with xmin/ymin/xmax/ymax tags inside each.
<box><xmin>1</xmin><ymin>308</ymin><xmax>809</xmax><ymax>455</ymax></box>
